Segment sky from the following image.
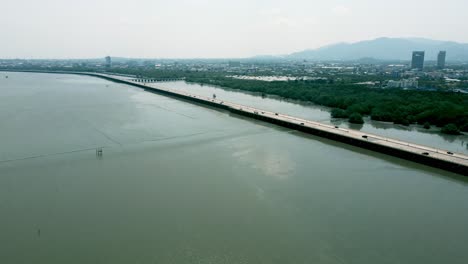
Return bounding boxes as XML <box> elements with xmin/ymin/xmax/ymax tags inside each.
<box><xmin>2</xmin><ymin>0</ymin><xmax>468</xmax><ymax>59</ymax></box>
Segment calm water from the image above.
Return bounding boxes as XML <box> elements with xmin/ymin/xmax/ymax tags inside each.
<box><xmin>155</xmin><ymin>81</ymin><xmax>468</xmax><ymax>155</ymax></box>
<box><xmin>1</xmin><ymin>72</ymin><xmax>468</xmax><ymax>264</ymax></box>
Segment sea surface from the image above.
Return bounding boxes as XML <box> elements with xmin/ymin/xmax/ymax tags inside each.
<box><xmin>1</xmin><ymin>72</ymin><xmax>468</xmax><ymax>264</ymax></box>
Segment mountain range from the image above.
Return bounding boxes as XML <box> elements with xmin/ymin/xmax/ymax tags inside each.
<box><xmin>286</xmin><ymin>37</ymin><xmax>468</xmax><ymax>61</ymax></box>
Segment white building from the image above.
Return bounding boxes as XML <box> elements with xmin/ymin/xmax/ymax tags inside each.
<box><xmin>387</xmin><ymin>78</ymin><xmax>418</xmax><ymax>89</ymax></box>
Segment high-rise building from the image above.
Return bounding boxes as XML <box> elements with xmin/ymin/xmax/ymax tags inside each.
<box><xmin>105</xmin><ymin>56</ymin><xmax>112</xmax><ymax>68</ymax></box>
<box><xmin>437</xmin><ymin>51</ymin><xmax>446</xmax><ymax>69</ymax></box>
<box><xmin>411</xmin><ymin>51</ymin><xmax>425</xmax><ymax>70</ymax></box>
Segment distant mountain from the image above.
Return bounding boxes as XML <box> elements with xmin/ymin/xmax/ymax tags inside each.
<box><xmin>288</xmin><ymin>37</ymin><xmax>468</xmax><ymax>61</ymax></box>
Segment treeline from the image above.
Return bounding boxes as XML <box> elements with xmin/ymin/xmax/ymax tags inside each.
<box><xmin>108</xmin><ymin>68</ymin><xmax>225</xmax><ymax>80</ymax></box>
<box><xmin>186</xmin><ymin>76</ymin><xmax>468</xmax><ymax>134</ymax></box>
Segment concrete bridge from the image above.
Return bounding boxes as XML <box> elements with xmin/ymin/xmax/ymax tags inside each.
<box><xmin>89</xmin><ymin>73</ymin><xmax>468</xmax><ymax>176</ymax></box>
<box><xmin>3</xmin><ymin>70</ymin><xmax>468</xmax><ymax>176</ymax></box>
<box><xmin>131</xmin><ymin>77</ymin><xmax>186</xmax><ymax>83</ymax></box>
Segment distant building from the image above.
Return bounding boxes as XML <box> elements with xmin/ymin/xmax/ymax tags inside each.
<box><xmin>105</xmin><ymin>56</ymin><xmax>112</xmax><ymax>68</ymax></box>
<box><xmin>228</xmin><ymin>61</ymin><xmax>241</xmax><ymax>67</ymax></box>
<box><xmin>411</xmin><ymin>51</ymin><xmax>425</xmax><ymax>70</ymax></box>
<box><xmin>437</xmin><ymin>51</ymin><xmax>446</xmax><ymax>69</ymax></box>
<box><xmin>387</xmin><ymin>78</ymin><xmax>418</xmax><ymax>89</ymax></box>
<box><xmin>391</xmin><ymin>71</ymin><xmax>401</xmax><ymax>78</ymax></box>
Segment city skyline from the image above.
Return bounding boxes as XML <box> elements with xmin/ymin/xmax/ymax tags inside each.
<box><xmin>1</xmin><ymin>38</ymin><xmax>464</xmax><ymax>62</ymax></box>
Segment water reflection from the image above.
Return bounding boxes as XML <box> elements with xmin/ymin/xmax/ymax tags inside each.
<box><xmin>366</xmin><ymin>119</ymin><xmax>408</xmax><ymax>130</ymax></box>
<box><xmin>343</xmin><ymin>119</ymin><xmax>465</xmax><ymax>143</ymax></box>
<box><xmin>347</xmin><ymin>123</ymin><xmax>364</xmax><ymax>131</ymax></box>
<box><xmin>230</xmin><ymin>137</ymin><xmax>296</xmax><ymax>180</ymax></box>
<box><xmin>2</xmin><ymin>72</ymin><xmax>468</xmax><ymax>264</ymax></box>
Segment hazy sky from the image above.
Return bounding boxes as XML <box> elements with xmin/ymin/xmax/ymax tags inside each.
<box><xmin>2</xmin><ymin>0</ymin><xmax>468</xmax><ymax>59</ymax></box>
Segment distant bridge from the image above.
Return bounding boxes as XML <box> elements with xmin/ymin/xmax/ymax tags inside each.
<box><xmin>131</xmin><ymin>77</ymin><xmax>186</xmax><ymax>83</ymax></box>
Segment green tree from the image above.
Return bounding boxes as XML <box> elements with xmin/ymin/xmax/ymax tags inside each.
<box><xmin>331</xmin><ymin>108</ymin><xmax>348</xmax><ymax>118</ymax></box>
<box><xmin>348</xmin><ymin>113</ymin><xmax>364</xmax><ymax>124</ymax></box>
<box><xmin>441</xmin><ymin>124</ymin><xmax>461</xmax><ymax>135</ymax></box>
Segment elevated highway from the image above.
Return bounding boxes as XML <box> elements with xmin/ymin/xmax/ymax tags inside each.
<box><xmin>91</xmin><ymin>72</ymin><xmax>468</xmax><ymax>176</ymax></box>
<box><xmin>3</xmin><ymin>70</ymin><xmax>467</xmax><ymax>176</ymax></box>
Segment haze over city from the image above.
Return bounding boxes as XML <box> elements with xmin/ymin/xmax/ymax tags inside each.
<box><xmin>2</xmin><ymin>0</ymin><xmax>468</xmax><ymax>263</ymax></box>
<box><xmin>2</xmin><ymin>0</ymin><xmax>468</xmax><ymax>59</ymax></box>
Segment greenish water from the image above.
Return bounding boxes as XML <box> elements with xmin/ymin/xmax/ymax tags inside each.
<box><xmin>155</xmin><ymin>81</ymin><xmax>468</xmax><ymax>155</ymax></box>
<box><xmin>1</xmin><ymin>72</ymin><xmax>468</xmax><ymax>264</ymax></box>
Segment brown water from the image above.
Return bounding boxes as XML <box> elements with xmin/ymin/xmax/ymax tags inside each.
<box><xmin>1</xmin><ymin>72</ymin><xmax>468</xmax><ymax>264</ymax></box>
